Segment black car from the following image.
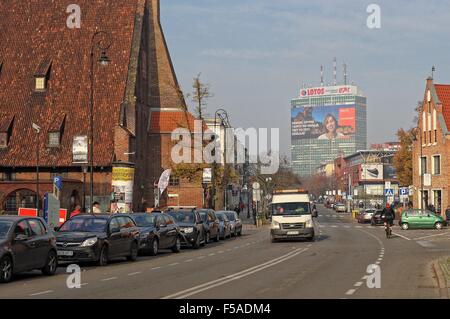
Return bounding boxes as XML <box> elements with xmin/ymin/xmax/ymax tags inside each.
<box><xmin>370</xmin><ymin>210</ymin><xmax>386</xmax><ymax>226</ymax></box>
<box><xmin>198</xmin><ymin>209</ymin><xmax>220</xmax><ymax>243</ymax></box>
<box><xmin>166</xmin><ymin>210</ymin><xmax>206</xmax><ymax>249</ymax></box>
<box><xmin>55</xmin><ymin>214</ymin><xmax>140</xmax><ymax>266</ymax></box>
<box><xmin>0</xmin><ymin>216</ymin><xmax>58</xmax><ymax>283</ymax></box>
<box><xmin>129</xmin><ymin>212</ymin><xmax>182</xmax><ymax>255</ymax></box>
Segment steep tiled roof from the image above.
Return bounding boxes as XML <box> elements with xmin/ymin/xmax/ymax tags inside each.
<box><xmin>150</xmin><ymin>111</ymin><xmax>209</xmax><ymax>134</ymax></box>
<box><xmin>0</xmin><ymin>0</ymin><xmax>140</xmax><ymax>167</ymax></box>
<box><xmin>435</xmin><ymin>84</ymin><xmax>450</xmax><ymax>129</ymax></box>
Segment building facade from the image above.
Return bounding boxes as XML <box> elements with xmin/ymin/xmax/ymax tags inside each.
<box><xmin>291</xmin><ymin>85</ymin><xmax>367</xmax><ymax>177</ymax></box>
<box><xmin>412</xmin><ymin>78</ymin><xmax>450</xmax><ymax>215</ymax></box>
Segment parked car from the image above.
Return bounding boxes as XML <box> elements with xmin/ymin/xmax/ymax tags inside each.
<box><xmin>166</xmin><ymin>210</ymin><xmax>206</xmax><ymax>249</ymax></box>
<box><xmin>399</xmin><ymin>209</ymin><xmax>445</xmax><ymax>230</ymax></box>
<box><xmin>358</xmin><ymin>209</ymin><xmax>376</xmax><ymax>224</ymax></box>
<box><xmin>223</xmin><ymin>211</ymin><xmax>243</xmax><ymax>237</ymax></box>
<box><xmin>129</xmin><ymin>212</ymin><xmax>181</xmax><ymax>255</ymax></box>
<box><xmin>370</xmin><ymin>210</ymin><xmax>385</xmax><ymax>226</ymax></box>
<box><xmin>55</xmin><ymin>214</ymin><xmax>140</xmax><ymax>266</ymax></box>
<box><xmin>215</xmin><ymin>211</ymin><xmax>232</xmax><ymax>239</ymax></box>
<box><xmin>334</xmin><ymin>203</ymin><xmax>346</xmax><ymax>213</ymax></box>
<box><xmin>0</xmin><ymin>216</ymin><xmax>58</xmax><ymax>283</ymax></box>
<box><xmin>198</xmin><ymin>209</ymin><xmax>220</xmax><ymax>243</ymax></box>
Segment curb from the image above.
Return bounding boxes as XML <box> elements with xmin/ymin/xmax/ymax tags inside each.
<box><xmin>433</xmin><ymin>258</ymin><xmax>450</xmax><ymax>299</ymax></box>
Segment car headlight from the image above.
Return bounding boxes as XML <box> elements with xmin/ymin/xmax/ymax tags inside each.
<box><xmin>80</xmin><ymin>237</ymin><xmax>98</xmax><ymax>247</ymax></box>
<box><xmin>183</xmin><ymin>227</ymin><xmax>194</xmax><ymax>234</ymax></box>
<box><xmin>272</xmin><ymin>220</ymin><xmax>280</xmax><ymax>229</ymax></box>
<box><xmin>306</xmin><ymin>220</ymin><xmax>313</xmax><ymax>228</ymax></box>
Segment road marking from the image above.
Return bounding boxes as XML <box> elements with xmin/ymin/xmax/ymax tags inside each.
<box><xmin>416</xmin><ymin>241</ymin><xmax>435</xmax><ymax>248</ymax></box>
<box><xmin>185</xmin><ymin>259</ymin><xmax>193</xmax><ymax>263</ymax></box>
<box><xmin>80</xmin><ymin>283</ymin><xmax>88</xmax><ymax>286</ymax></box>
<box><xmin>162</xmin><ymin>247</ymin><xmax>309</xmax><ymax>299</ymax></box>
<box><xmin>151</xmin><ymin>266</ymin><xmax>162</xmax><ymax>270</ymax></box>
<box><xmin>169</xmin><ymin>262</ymin><xmax>179</xmax><ymax>266</ymax></box>
<box><xmin>128</xmin><ymin>272</ymin><xmax>141</xmax><ymax>276</ymax></box>
<box><xmin>355</xmin><ymin>226</ymin><xmax>363</xmax><ymax>228</ymax></box>
<box><xmin>233</xmin><ymin>247</ymin><xmax>239</xmax><ymax>249</ymax></box>
<box><xmin>331</xmin><ymin>225</ymin><xmax>338</xmax><ymax>228</ymax></box>
<box><xmin>101</xmin><ymin>277</ymin><xmax>118</xmax><ymax>282</ymax></box>
<box><xmin>218</xmin><ymin>251</ymin><xmax>224</xmax><ymax>254</ymax></box>
<box><xmin>208</xmin><ymin>253</ymin><xmax>215</xmax><ymax>257</ymax></box>
<box><xmin>354</xmin><ymin>282</ymin><xmax>363</xmax><ymax>287</ymax></box>
<box><xmin>362</xmin><ymin>275</ymin><xmax>368</xmax><ymax>280</ymax></box>
<box><xmin>377</xmin><ymin>258</ymin><xmax>382</xmax><ymax>261</ymax></box>
<box><xmin>375</xmin><ymin>261</ymin><xmax>380</xmax><ymax>265</ymax></box>
<box><xmin>413</xmin><ymin>232</ymin><xmax>449</xmax><ymax>240</ymax></box>
<box><xmin>392</xmin><ymin>232</ymin><xmax>411</xmax><ymax>241</ymax></box>
<box><xmin>30</xmin><ymin>290</ymin><xmax>53</xmax><ymax>296</ymax></box>
<box><xmin>345</xmin><ymin>289</ymin><xmax>356</xmax><ymax>295</ymax></box>
<box><xmin>197</xmin><ymin>256</ymin><xmax>205</xmax><ymax>259</ymax></box>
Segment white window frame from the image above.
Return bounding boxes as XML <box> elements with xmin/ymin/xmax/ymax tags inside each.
<box><xmin>48</xmin><ymin>132</ymin><xmax>60</xmax><ymax>147</ymax></box>
<box><xmin>432</xmin><ymin>154</ymin><xmax>441</xmax><ymax>175</ymax></box>
<box><xmin>35</xmin><ymin>77</ymin><xmax>46</xmax><ymax>91</ymax></box>
<box><xmin>419</xmin><ymin>156</ymin><xmax>427</xmax><ymax>175</ymax></box>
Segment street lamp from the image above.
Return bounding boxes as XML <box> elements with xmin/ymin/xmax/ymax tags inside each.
<box><xmin>212</xmin><ymin>108</ymin><xmax>230</xmax><ymax>210</ymax></box>
<box><xmin>89</xmin><ymin>31</ymin><xmax>112</xmax><ymax>213</ymax></box>
<box><xmin>32</xmin><ymin>123</ymin><xmax>41</xmax><ymax>216</ymax></box>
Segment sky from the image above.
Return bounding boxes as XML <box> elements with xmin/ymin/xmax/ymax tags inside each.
<box><xmin>160</xmin><ymin>0</ymin><xmax>450</xmax><ymax>157</ymax></box>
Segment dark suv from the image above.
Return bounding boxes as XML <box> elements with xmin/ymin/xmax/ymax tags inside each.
<box><xmin>198</xmin><ymin>209</ymin><xmax>220</xmax><ymax>243</ymax></box>
<box><xmin>166</xmin><ymin>210</ymin><xmax>206</xmax><ymax>249</ymax></box>
<box><xmin>0</xmin><ymin>216</ymin><xmax>58</xmax><ymax>283</ymax></box>
<box><xmin>55</xmin><ymin>214</ymin><xmax>140</xmax><ymax>266</ymax></box>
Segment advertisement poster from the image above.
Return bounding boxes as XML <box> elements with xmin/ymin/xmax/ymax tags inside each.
<box><xmin>72</xmin><ymin>135</ymin><xmax>88</xmax><ymax>164</ymax></box>
<box><xmin>361</xmin><ymin>164</ymin><xmax>384</xmax><ymax>181</ymax></box>
<box><xmin>291</xmin><ymin>105</ymin><xmax>356</xmax><ymax>140</ymax></box>
<box><xmin>111</xmin><ymin>167</ymin><xmax>135</xmax><ymax>213</ymax></box>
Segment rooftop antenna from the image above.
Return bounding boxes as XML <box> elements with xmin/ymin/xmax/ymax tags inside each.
<box><xmin>343</xmin><ymin>62</ymin><xmax>347</xmax><ymax>85</ymax></box>
<box><xmin>320</xmin><ymin>65</ymin><xmax>324</xmax><ymax>87</ymax></box>
<box><xmin>333</xmin><ymin>57</ymin><xmax>337</xmax><ymax>86</ymax></box>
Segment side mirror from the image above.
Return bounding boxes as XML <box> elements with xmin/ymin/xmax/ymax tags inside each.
<box><xmin>14</xmin><ymin>234</ymin><xmax>28</xmax><ymax>241</ymax></box>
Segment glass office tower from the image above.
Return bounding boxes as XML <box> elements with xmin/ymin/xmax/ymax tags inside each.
<box><xmin>291</xmin><ymin>85</ymin><xmax>367</xmax><ymax>176</ymax></box>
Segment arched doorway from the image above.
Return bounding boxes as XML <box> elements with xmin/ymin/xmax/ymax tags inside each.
<box><xmin>2</xmin><ymin>189</ymin><xmax>39</xmax><ymax>215</ymax></box>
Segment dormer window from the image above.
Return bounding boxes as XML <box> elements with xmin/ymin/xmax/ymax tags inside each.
<box><xmin>48</xmin><ymin>132</ymin><xmax>60</xmax><ymax>147</ymax></box>
<box><xmin>0</xmin><ymin>132</ymin><xmax>7</xmax><ymax>148</ymax></box>
<box><xmin>0</xmin><ymin>115</ymin><xmax>14</xmax><ymax>149</ymax></box>
<box><xmin>34</xmin><ymin>58</ymin><xmax>52</xmax><ymax>92</ymax></box>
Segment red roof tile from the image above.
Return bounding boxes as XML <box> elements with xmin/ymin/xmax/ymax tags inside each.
<box><xmin>435</xmin><ymin>84</ymin><xmax>450</xmax><ymax>129</ymax></box>
<box><xmin>0</xmin><ymin>0</ymin><xmax>140</xmax><ymax>167</ymax></box>
<box><xmin>150</xmin><ymin>111</ymin><xmax>209</xmax><ymax>134</ymax></box>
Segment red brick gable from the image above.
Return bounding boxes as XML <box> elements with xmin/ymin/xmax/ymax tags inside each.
<box><xmin>435</xmin><ymin>84</ymin><xmax>450</xmax><ymax>130</ymax></box>
<box><xmin>0</xmin><ymin>0</ymin><xmax>140</xmax><ymax>167</ymax></box>
<box><xmin>150</xmin><ymin>111</ymin><xmax>209</xmax><ymax>133</ymax></box>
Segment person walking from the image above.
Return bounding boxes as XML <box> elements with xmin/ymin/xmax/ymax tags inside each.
<box><xmin>70</xmin><ymin>205</ymin><xmax>82</xmax><ymax>218</ymax></box>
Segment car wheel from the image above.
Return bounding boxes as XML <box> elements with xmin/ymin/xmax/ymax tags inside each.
<box><xmin>171</xmin><ymin>236</ymin><xmax>181</xmax><ymax>253</ymax></box>
<box><xmin>148</xmin><ymin>238</ymin><xmax>159</xmax><ymax>256</ymax></box>
<box><xmin>238</xmin><ymin>229</ymin><xmax>242</xmax><ymax>236</ymax></box>
<box><xmin>0</xmin><ymin>256</ymin><xmax>13</xmax><ymax>283</ymax></box>
<box><xmin>41</xmin><ymin>250</ymin><xmax>58</xmax><ymax>276</ymax></box>
<box><xmin>205</xmin><ymin>232</ymin><xmax>210</xmax><ymax>244</ymax></box>
<box><xmin>201</xmin><ymin>232</ymin><xmax>207</xmax><ymax>247</ymax></box>
<box><xmin>192</xmin><ymin>235</ymin><xmax>201</xmax><ymax>249</ymax></box>
<box><xmin>234</xmin><ymin>229</ymin><xmax>237</xmax><ymax>237</ymax></box>
<box><xmin>97</xmin><ymin>245</ymin><xmax>109</xmax><ymax>266</ymax></box>
<box><xmin>401</xmin><ymin>223</ymin><xmax>409</xmax><ymax>230</ymax></box>
<box><xmin>214</xmin><ymin>232</ymin><xmax>219</xmax><ymax>242</ymax></box>
<box><xmin>435</xmin><ymin>222</ymin><xmax>443</xmax><ymax>230</ymax></box>
<box><xmin>127</xmin><ymin>241</ymin><xmax>139</xmax><ymax>262</ymax></box>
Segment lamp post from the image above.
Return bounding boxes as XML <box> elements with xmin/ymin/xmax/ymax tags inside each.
<box><xmin>212</xmin><ymin>108</ymin><xmax>229</xmax><ymax>210</ymax></box>
<box><xmin>32</xmin><ymin>123</ymin><xmax>41</xmax><ymax>216</ymax></box>
<box><xmin>89</xmin><ymin>31</ymin><xmax>111</xmax><ymax>213</ymax></box>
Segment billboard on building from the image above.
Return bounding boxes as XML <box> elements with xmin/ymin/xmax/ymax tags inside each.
<box><xmin>111</xmin><ymin>167</ymin><xmax>135</xmax><ymax>213</ymax></box>
<box><xmin>291</xmin><ymin>105</ymin><xmax>356</xmax><ymax>140</ymax></box>
<box><xmin>361</xmin><ymin>164</ymin><xmax>384</xmax><ymax>181</ymax></box>
<box><xmin>72</xmin><ymin>135</ymin><xmax>88</xmax><ymax>164</ymax></box>
<box><xmin>299</xmin><ymin>85</ymin><xmax>358</xmax><ymax>97</ymax></box>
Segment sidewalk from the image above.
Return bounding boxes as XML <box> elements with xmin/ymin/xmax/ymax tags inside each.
<box><xmin>434</xmin><ymin>257</ymin><xmax>450</xmax><ymax>298</ymax></box>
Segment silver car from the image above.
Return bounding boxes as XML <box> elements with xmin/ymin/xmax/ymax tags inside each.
<box><xmin>223</xmin><ymin>211</ymin><xmax>243</xmax><ymax>237</ymax></box>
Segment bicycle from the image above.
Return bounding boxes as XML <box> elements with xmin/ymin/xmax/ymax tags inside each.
<box><xmin>384</xmin><ymin>221</ymin><xmax>392</xmax><ymax>239</ymax></box>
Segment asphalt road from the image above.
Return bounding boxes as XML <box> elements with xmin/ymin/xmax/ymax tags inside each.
<box><xmin>1</xmin><ymin>205</ymin><xmax>449</xmax><ymax>299</ymax></box>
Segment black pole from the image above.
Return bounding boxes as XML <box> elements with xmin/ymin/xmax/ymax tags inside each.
<box><xmin>36</xmin><ymin>131</ymin><xmax>40</xmax><ymax>216</ymax></box>
<box><xmin>82</xmin><ymin>167</ymin><xmax>86</xmax><ymax>213</ymax></box>
<box><xmin>89</xmin><ymin>41</ymin><xmax>95</xmax><ymax>214</ymax></box>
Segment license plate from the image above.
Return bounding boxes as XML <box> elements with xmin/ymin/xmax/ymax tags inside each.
<box><xmin>287</xmin><ymin>231</ymin><xmax>299</xmax><ymax>235</ymax></box>
<box><xmin>57</xmin><ymin>250</ymin><xmax>74</xmax><ymax>256</ymax></box>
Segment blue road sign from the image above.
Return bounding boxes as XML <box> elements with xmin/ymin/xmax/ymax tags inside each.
<box><xmin>53</xmin><ymin>176</ymin><xmax>63</xmax><ymax>190</ymax></box>
<box><xmin>399</xmin><ymin>187</ymin><xmax>409</xmax><ymax>196</ymax></box>
<box><xmin>384</xmin><ymin>189</ymin><xmax>394</xmax><ymax>196</ymax></box>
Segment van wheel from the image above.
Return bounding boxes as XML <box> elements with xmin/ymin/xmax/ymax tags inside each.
<box><xmin>0</xmin><ymin>256</ymin><xmax>13</xmax><ymax>283</ymax></box>
<box><xmin>435</xmin><ymin>222</ymin><xmax>443</xmax><ymax>230</ymax></box>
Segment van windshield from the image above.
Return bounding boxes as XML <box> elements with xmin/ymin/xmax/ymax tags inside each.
<box><xmin>272</xmin><ymin>202</ymin><xmax>310</xmax><ymax>216</ymax></box>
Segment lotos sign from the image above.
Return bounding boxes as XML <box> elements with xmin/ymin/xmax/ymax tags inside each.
<box><xmin>300</xmin><ymin>85</ymin><xmax>357</xmax><ymax>97</ymax></box>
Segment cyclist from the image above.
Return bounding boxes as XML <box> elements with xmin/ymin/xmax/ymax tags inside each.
<box><xmin>382</xmin><ymin>203</ymin><xmax>395</xmax><ymax>238</ymax></box>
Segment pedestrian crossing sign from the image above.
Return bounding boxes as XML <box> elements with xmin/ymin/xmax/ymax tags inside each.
<box><xmin>384</xmin><ymin>189</ymin><xmax>394</xmax><ymax>196</ymax></box>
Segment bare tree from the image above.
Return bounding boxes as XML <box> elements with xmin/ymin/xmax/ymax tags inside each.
<box><xmin>190</xmin><ymin>73</ymin><xmax>213</xmax><ymax>120</ymax></box>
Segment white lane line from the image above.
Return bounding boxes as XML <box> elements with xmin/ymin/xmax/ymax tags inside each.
<box><xmin>169</xmin><ymin>262</ymin><xmax>179</xmax><ymax>266</ymax></box>
<box><xmin>233</xmin><ymin>247</ymin><xmax>239</xmax><ymax>249</ymax></box>
<box><xmin>128</xmin><ymin>272</ymin><xmax>141</xmax><ymax>276</ymax></box>
<box><xmin>218</xmin><ymin>251</ymin><xmax>224</xmax><ymax>254</ymax></box>
<box><xmin>151</xmin><ymin>266</ymin><xmax>162</xmax><ymax>270</ymax></box>
<box><xmin>197</xmin><ymin>256</ymin><xmax>206</xmax><ymax>259</ymax></box>
<box><xmin>413</xmin><ymin>232</ymin><xmax>449</xmax><ymax>240</ymax></box>
<box><xmin>80</xmin><ymin>283</ymin><xmax>88</xmax><ymax>287</ymax></box>
<box><xmin>377</xmin><ymin>258</ymin><xmax>382</xmax><ymax>261</ymax></box>
<box><xmin>101</xmin><ymin>277</ymin><xmax>118</xmax><ymax>282</ymax></box>
<box><xmin>355</xmin><ymin>226</ymin><xmax>363</xmax><ymax>228</ymax></box>
<box><xmin>375</xmin><ymin>261</ymin><xmax>380</xmax><ymax>265</ymax></box>
<box><xmin>361</xmin><ymin>275</ymin><xmax>368</xmax><ymax>280</ymax></box>
<box><xmin>30</xmin><ymin>290</ymin><xmax>53</xmax><ymax>296</ymax></box>
<box><xmin>354</xmin><ymin>282</ymin><xmax>363</xmax><ymax>287</ymax></box>
<box><xmin>162</xmin><ymin>247</ymin><xmax>309</xmax><ymax>299</ymax></box>
<box><xmin>185</xmin><ymin>259</ymin><xmax>193</xmax><ymax>263</ymax></box>
<box><xmin>208</xmin><ymin>253</ymin><xmax>215</xmax><ymax>257</ymax></box>
<box><xmin>345</xmin><ymin>289</ymin><xmax>356</xmax><ymax>295</ymax></box>
<box><xmin>392</xmin><ymin>232</ymin><xmax>411</xmax><ymax>241</ymax></box>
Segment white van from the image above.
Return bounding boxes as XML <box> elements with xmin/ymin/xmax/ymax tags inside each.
<box><xmin>269</xmin><ymin>189</ymin><xmax>318</xmax><ymax>242</ymax></box>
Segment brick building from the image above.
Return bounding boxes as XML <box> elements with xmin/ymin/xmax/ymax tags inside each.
<box><xmin>0</xmin><ymin>0</ymin><xmax>205</xmax><ymax>213</ymax></box>
<box><xmin>412</xmin><ymin>78</ymin><xmax>450</xmax><ymax>215</ymax></box>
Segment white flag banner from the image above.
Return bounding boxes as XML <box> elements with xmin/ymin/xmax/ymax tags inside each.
<box><xmin>158</xmin><ymin>169</ymin><xmax>172</xmax><ymax>194</ymax></box>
